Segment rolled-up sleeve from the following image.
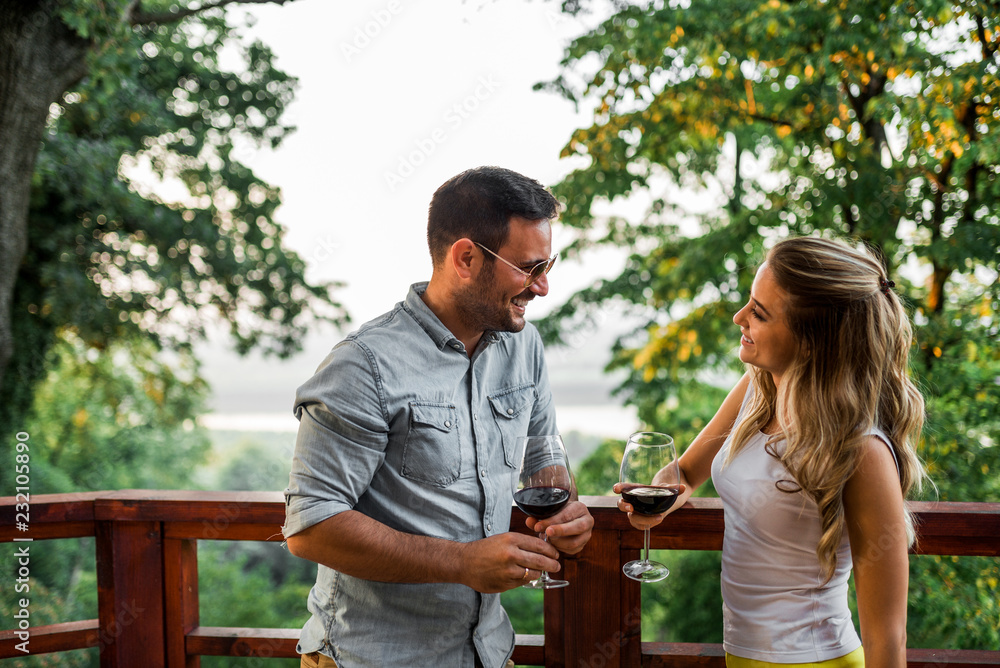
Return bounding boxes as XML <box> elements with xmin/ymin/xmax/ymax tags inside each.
<box><xmin>283</xmin><ymin>339</ymin><xmax>390</xmax><ymax>538</ymax></box>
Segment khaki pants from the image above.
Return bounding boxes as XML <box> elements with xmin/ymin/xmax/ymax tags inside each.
<box><xmin>300</xmin><ymin>652</ymin><xmax>515</xmax><ymax>668</ymax></box>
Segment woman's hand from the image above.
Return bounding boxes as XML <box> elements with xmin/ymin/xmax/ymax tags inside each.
<box><xmin>612</xmin><ymin>482</ymin><xmax>686</xmax><ymax>530</ymax></box>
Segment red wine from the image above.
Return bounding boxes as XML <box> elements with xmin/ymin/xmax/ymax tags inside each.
<box><xmin>514</xmin><ymin>486</ymin><xmax>571</xmax><ymax>519</ymax></box>
<box><xmin>621</xmin><ymin>485</ymin><xmax>678</xmax><ymax>515</ymax></box>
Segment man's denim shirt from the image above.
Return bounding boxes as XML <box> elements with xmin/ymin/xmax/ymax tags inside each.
<box><xmin>283</xmin><ymin>283</ymin><xmax>558</xmax><ymax>668</ymax></box>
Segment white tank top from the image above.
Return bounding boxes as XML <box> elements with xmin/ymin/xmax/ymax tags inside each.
<box><xmin>710</xmin><ymin>387</ymin><xmax>895</xmax><ymax>662</ymax></box>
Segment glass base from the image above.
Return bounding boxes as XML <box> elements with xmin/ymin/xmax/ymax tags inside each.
<box><xmin>622</xmin><ymin>559</ymin><xmax>670</xmax><ymax>583</ymax></box>
<box><xmin>522</xmin><ymin>574</ymin><xmax>570</xmax><ymax>589</ymax></box>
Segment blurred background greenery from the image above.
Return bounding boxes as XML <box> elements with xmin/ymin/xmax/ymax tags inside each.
<box><xmin>1</xmin><ymin>0</ymin><xmax>997</xmax><ymax>665</ymax></box>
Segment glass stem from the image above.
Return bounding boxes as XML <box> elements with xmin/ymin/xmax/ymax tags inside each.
<box><xmin>642</xmin><ymin>528</ymin><xmax>651</xmax><ymax>564</ymax></box>
<box><xmin>537</xmin><ymin>533</ymin><xmax>551</xmax><ymax>583</ymax></box>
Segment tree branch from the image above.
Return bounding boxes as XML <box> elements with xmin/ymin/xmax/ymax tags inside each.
<box><xmin>746</xmin><ymin>112</ymin><xmax>793</xmax><ymax>127</ymax></box>
<box><xmin>729</xmin><ymin>133</ymin><xmax>742</xmax><ymax>215</ymax></box>
<box><xmin>127</xmin><ymin>0</ymin><xmax>292</xmax><ymax>26</ymax></box>
<box><xmin>975</xmin><ymin>14</ymin><xmax>998</xmax><ymax>60</ymax></box>
<box><xmin>841</xmin><ymin>68</ymin><xmax>889</xmax><ymax>158</ymax></box>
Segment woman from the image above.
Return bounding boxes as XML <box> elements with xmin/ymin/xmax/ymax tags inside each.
<box><xmin>617</xmin><ymin>236</ymin><xmax>927</xmax><ymax>668</ymax></box>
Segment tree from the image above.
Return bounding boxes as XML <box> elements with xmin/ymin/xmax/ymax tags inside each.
<box><xmin>541</xmin><ymin>0</ymin><xmax>998</xmax><ymax>649</ymax></box>
<box><xmin>0</xmin><ymin>0</ymin><xmax>347</xmax><ymax>437</ymax></box>
<box><xmin>24</xmin><ymin>330</ymin><xmax>211</xmax><ymax>493</ymax></box>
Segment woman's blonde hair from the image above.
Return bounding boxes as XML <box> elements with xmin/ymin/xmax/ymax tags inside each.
<box><xmin>726</xmin><ymin>236</ymin><xmax>926</xmax><ymax>582</ymax></box>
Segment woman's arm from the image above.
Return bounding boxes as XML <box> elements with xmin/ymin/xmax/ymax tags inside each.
<box><xmin>844</xmin><ymin>436</ymin><xmax>910</xmax><ymax>668</ymax></box>
<box><xmin>614</xmin><ymin>373</ymin><xmax>750</xmax><ymax>529</ymax></box>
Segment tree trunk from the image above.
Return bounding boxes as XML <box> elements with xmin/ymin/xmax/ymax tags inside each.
<box><xmin>0</xmin><ymin>0</ymin><xmax>90</xmax><ymax>389</ymax></box>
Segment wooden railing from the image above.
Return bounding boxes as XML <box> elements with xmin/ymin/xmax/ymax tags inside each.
<box><xmin>1</xmin><ymin>491</ymin><xmax>998</xmax><ymax>667</ymax></box>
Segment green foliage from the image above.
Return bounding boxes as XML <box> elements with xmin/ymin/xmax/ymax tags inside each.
<box><xmin>502</xmin><ymin>586</ymin><xmax>546</xmax><ymax>635</ymax></box>
<box><xmin>192</xmin><ymin>433</ymin><xmax>324</xmax><ymax>668</ymax></box>
<box><xmin>57</xmin><ymin>0</ymin><xmax>127</xmax><ymax>42</ymax></box>
<box><xmin>575</xmin><ymin>437</ymin><xmax>627</xmax><ymax>496</ymax></box>
<box><xmin>541</xmin><ymin>0</ymin><xmax>999</xmax><ymax>428</ymax></box>
<box><xmin>0</xmin><ymin>543</ymin><xmax>95</xmax><ymax>623</ymax></box>
<box><xmin>1</xmin><ymin>3</ymin><xmax>349</xmax><ymax>439</ymax></box>
<box><xmin>574</xmin><ymin>382</ymin><xmax>729</xmax><ymax>497</ymax></box>
<box><xmin>544</xmin><ymin>0</ymin><xmax>999</xmax><ymax>652</ymax></box>
<box><xmin>909</xmin><ymin>555</ymin><xmax>1000</xmax><ymax>650</ymax></box>
<box><xmin>12</xmin><ymin>330</ymin><xmax>210</xmax><ymax>492</ymax></box>
<box><xmin>641</xmin><ymin>381</ymin><xmax>731</xmax><ymax>455</ymax></box>
<box><xmin>641</xmin><ymin>550</ymin><xmax>723</xmax><ymax>643</ymax></box>
<box><xmin>198</xmin><ymin>541</ymin><xmax>310</xmax><ymax>668</ymax></box>
<box><xmin>198</xmin><ymin>541</ymin><xmax>312</xmax><ymax>628</ymax></box>
<box><xmin>917</xmin><ymin>304</ymin><xmax>1000</xmax><ymax>502</ymax></box>
<box><xmin>0</xmin><ymin>537</ymin><xmax>102</xmax><ymax>666</ymax></box>
<box><xmin>0</xmin><ymin>6</ymin><xmax>347</xmax><ymax>665</ymax></box>
<box><xmin>0</xmin><ymin>536</ymin><xmax>99</xmax><ymax>668</ymax></box>
<box><xmin>0</xmin><ymin>328</ymin><xmax>212</xmax><ymax>668</ymax></box>
<box><xmin>35</xmin><ymin>7</ymin><xmax>345</xmax><ymax>354</ymax></box>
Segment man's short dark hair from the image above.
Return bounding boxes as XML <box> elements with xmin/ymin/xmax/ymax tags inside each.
<box><xmin>427</xmin><ymin>166</ymin><xmax>559</xmax><ymax>267</ymax></box>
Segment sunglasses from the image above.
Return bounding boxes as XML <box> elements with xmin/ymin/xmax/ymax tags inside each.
<box><xmin>474</xmin><ymin>242</ymin><xmax>557</xmax><ymax>289</ymax></box>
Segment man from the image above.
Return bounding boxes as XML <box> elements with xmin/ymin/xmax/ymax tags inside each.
<box><xmin>283</xmin><ymin>166</ymin><xmax>594</xmax><ymax>667</ymax></box>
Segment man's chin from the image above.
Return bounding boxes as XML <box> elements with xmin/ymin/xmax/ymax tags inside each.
<box><xmin>499</xmin><ymin>313</ymin><xmax>527</xmax><ymax>333</ymax></box>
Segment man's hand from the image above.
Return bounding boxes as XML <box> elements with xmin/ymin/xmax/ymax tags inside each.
<box><xmin>524</xmin><ymin>500</ymin><xmax>594</xmax><ymax>555</ymax></box>
<box><xmin>458</xmin><ymin>532</ymin><xmax>562</xmax><ymax>594</ymax></box>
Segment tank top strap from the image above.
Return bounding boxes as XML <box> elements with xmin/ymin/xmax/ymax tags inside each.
<box><xmin>865</xmin><ymin>425</ymin><xmax>900</xmax><ymax>477</ymax></box>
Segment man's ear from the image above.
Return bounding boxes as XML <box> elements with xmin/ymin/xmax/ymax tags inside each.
<box><xmin>450</xmin><ymin>238</ymin><xmax>478</xmax><ymax>280</ymax></box>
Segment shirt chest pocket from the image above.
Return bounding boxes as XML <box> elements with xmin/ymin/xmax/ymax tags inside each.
<box><xmin>401</xmin><ymin>402</ymin><xmax>461</xmax><ymax>487</ymax></box>
<box><xmin>488</xmin><ymin>384</ymin><xmax>536</xmax><ymax>469</ymax></box>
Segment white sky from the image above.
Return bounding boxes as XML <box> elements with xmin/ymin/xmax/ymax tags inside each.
<box><xmin>198</xmin><ymin>0</ymin><xmax>642</xmax><ymax>436</ymax></box>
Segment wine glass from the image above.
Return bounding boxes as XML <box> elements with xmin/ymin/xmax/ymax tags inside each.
<box><xmin>619</xmin><ymin>431</ymin><xmax>679</xmax><ymax>583</ymax></box>
<box><xmin>514</xmin><ymin>434</ymin><xmax>573</xmax><ymax>589</ymax></box>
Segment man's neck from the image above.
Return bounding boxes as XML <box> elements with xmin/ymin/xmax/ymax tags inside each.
<box><xmin>420</xmin><ymin>281</ymin><xmax>483</xmax><ymax>357</ymax></box>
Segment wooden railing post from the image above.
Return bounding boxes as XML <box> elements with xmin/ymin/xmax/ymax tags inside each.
<box><xmin>94</xmin><ymin>515</ymin><xmax>166</xmax><ymax>667</ymax></box>
<box><xmin>164</xmin><ymin>537</ymin><xmax>199</xmax><ymax>667</ymax></box>
<box><xmin>553</xmin><ymin>501</ymin><xmax>642</xmax><ymax>668</ymax></box>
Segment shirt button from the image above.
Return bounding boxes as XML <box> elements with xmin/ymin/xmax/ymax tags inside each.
<box><xmin>473</xmin><ymin>415</ymin><xmax>478</xmax><ymax>421</ymax></box>
<box><xmin>487</xmin><ymin>524</ymin><xmax>492</xmax><ymax>531</ymax></box>
<box><xmin>481</xmin><ymin>470</ymin><xmax>487</xmax><ymax>478</ymax></box>
<box><xmin>506</xmin><ymin>408</ymin><xmax>514</xmax><ymax>415</ymax></box>
<box><xmin>452</xmin><ymin>343</ymin><xmax>461</xmax><ymax>349</ymax></box>
<box><xmin>444</xmin><ymin>420</ymin><xmax>451</xmax><ymax>428</ymax></box>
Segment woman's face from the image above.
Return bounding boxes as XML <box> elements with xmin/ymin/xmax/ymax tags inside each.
<box><xmin>733</xmin><ymin>262</ymin><xmax>800</xmax><ymax>386</ymax></box>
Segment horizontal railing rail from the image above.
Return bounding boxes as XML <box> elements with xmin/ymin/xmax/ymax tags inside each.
<box><xmin>2</xmin><ymin>491</ymin><xmax>998</xmax><ymax>667</ymax></box>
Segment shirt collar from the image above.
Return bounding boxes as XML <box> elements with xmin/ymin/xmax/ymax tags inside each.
<box><xmin>402</xmin><ymin>282</ymin><xmax>512</xmax><ymax>353</ymax></box>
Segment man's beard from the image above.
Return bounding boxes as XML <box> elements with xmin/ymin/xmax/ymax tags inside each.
<box><xmin>455</xmin><ymin>261</ymin><xmax>527</xmax><ymax>335</ymax></box>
